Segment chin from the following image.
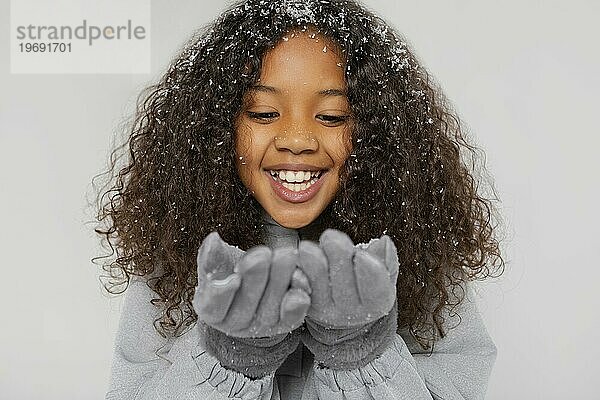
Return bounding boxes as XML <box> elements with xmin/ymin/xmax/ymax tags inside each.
<box><xmin>270</xmin><ymin>211</ymin><xmax>316</xmax><ymax>229</ymax></box>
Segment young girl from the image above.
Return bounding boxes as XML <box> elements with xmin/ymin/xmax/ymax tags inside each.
<box><xmin>94</xmin><ymin>0</ymin><xmax>504</xmax><ymax>398</ymax></box>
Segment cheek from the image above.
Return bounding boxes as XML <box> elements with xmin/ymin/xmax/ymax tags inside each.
<box><xmin>234</xmin><ymin>126</ymin><xmax>270</xmax><ymax>189</ymax></box>
<box><xmin>234</xmin><ymin>129</ymin><xmax>253</xmax><ymax>185</ymax></box>
<box><xmin>327</xmin><ymin>130</ymin><xmax>352</xmax><ymax>190</ymax></box>
<box><xmin>343</xmin><ymin>134</ymin><xmax>353</xmax><ymax>159</ymax></box>
<box><xmin>330</xmin><ymin>129</ymin><xmax>353</xmax><ymax>165</ymax></box>
<box><xmin>234</xmin><ymin>123</ymin><xmax>256</xmax><ymax>165</ymax></box>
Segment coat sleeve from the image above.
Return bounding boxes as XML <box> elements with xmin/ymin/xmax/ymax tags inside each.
<box><xmin>304</xmin><ymin>284</ymin><xmax>497</xmax><ymax>400</ymax></box>
<box><xmin>105</xmin><ymin>277</ymin><xmax>276</xmax><ymax>400</ymax></box>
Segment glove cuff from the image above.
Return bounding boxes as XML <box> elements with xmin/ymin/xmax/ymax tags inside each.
<box><xmin>301</xmin><ymin>301</ymin><xmax>398</xmax><ymax>370</ymax></box>
<box><xmin>201</xmin><ymin>322</ymin><xmax>301</xmax><ymax>379</ymax></box>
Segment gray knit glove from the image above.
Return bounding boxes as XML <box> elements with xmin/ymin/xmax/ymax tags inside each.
<box><xmin>193</xmin><ymin>232</ymin><xmax>311</xmax><ymax>378</ymax></box>
<box><xmin>298</xmin><ymin>229</ymin><xmax>399</xmax><ymax>370</ymax></box>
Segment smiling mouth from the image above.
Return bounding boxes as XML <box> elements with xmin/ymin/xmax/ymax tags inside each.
<box><xmin>267</xmin><ymin>169</ymin><xmax>324</xmax><ymax>192</ymax></box>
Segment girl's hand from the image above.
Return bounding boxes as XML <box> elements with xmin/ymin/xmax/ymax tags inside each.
<box><xmin>193</xmin><ymin>232</ymin><xmax>311</xmax><ymax>338</ymax></box>
<box><xmin>298</xmin><ymin>229</ymin><xmax>399</xmax><ymax>329</ymax></box>
<box><xmin>297</xmin><ymin>229</ymin><xmax>400</xmax><ymax>370</ymax></box>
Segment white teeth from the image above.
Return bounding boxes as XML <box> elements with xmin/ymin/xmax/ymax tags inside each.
<box><xmin>288</xmin><ymin>182</ymin><xmax>304</xmax><ymax>192</ymax></box>
<box><xmin>269</xmin><ymin>169</ymin><xmax>325</xmax><ymax>194</ymax></box>
<box><xmin>279</xmin><ymin>179</ymin><xmax>314</xmax><ymax>192</ymax></box>
<box><xmin>270</xmin><ymin>169</ymin><xmax>322</xmax><ymax>183</ymax></box>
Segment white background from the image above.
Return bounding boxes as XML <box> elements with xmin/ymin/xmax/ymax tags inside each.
<box><xmin>1</xmin><ymin>0</ymin><xmax>599</xmax><ymax>398</ymax></box>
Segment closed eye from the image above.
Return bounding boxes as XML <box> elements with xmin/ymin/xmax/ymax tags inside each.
<box><xmin>247</xmin><ymin>111</ymin><xmax>279</xmax><ymax>123</ymax></box>
<box><xmin>316</xmin><ymin>114</ymin><xmax>350</xmax><ymax>127</ymax></box>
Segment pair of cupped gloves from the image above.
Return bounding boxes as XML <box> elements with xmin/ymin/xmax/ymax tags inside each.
<box><xmin>193</xmin><ymin>229</ymin><xmax>400</xmax><ymax>378</ymax></box>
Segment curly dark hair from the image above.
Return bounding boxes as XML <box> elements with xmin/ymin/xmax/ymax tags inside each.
<box><xmin>92</xmin><ymin>0</ymin><xmax>505</xmax><ymax>350</ymax></box>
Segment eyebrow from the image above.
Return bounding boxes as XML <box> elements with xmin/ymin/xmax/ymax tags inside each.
<box><xmin>249</xmin><ymin>84</ymin><xmax>278</xmax><ymax>94</ymax></box>
<box><xmin>317</xmin><ymin>88</ymin><xmax>347</xmax><ymax>97</ymax></box>
<box><xmin>249</xmin><ymin>85</ymin><xmax>347</xmax><ymax>97</ymax></box>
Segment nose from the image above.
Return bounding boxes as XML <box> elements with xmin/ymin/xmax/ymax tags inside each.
<box><xmin>274</xmin><ymin>125</ymin><xmax>319</xmax><ymax>154</ymax></box>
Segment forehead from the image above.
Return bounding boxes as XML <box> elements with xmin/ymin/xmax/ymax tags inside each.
<box><xmin>258</xmin><ymin>30</ymin><xmax>346</xmax><ymax>88</ymax></box>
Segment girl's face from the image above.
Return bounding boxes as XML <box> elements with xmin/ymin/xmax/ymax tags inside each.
<box><xmin>235</xmin><ymin>31</ymin><xmax>352</xmax><ymax>229</ymax></box>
